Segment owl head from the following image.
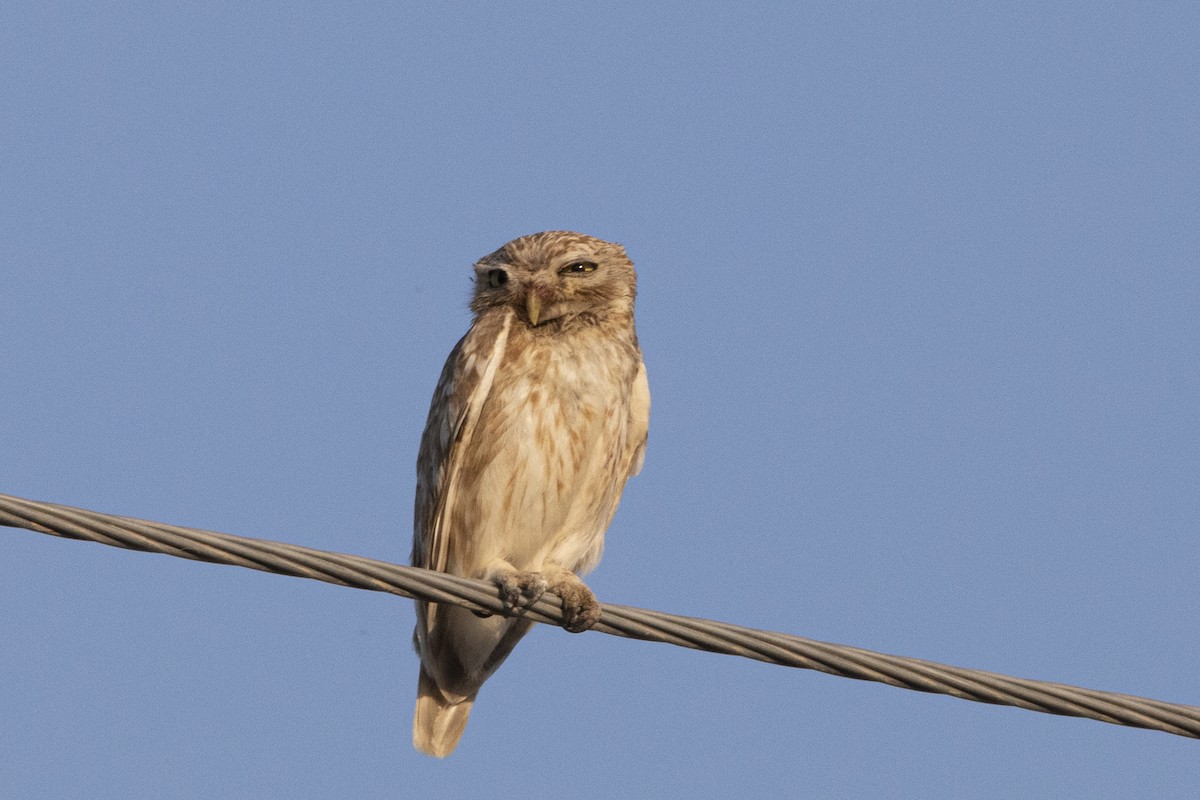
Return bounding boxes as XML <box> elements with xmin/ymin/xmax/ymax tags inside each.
<box><xmin>470</xmin><ymin>231</ymin><xmax>637</xmax><ymax>328</ymax></box>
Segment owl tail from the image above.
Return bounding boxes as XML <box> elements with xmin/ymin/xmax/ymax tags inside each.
<box><xmin>413</xmin><ymin>665</ymin><xmax>475</xmax><ymax>758</ymax></box>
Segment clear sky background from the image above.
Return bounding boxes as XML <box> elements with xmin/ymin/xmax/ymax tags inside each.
<box><xmin>2</xmin><ymin>3</ymin><xmax>1197</xmax><ymax>798</ymax></box>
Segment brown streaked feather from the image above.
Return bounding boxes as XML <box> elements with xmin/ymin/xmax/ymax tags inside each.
<box><xmin>626</xmin><ymin>359</ymin><xmax>650</xmax><ymax>478</ymax></box>
<box><xmin>412</xmin><ymin>310</ymin><xmax>514</xmax><ymax>575</ymax></box>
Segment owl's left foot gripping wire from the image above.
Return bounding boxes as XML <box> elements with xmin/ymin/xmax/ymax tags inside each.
<box><xmin>547</xmin><ymin>570</ymin><xmax>602</xmax><ymax>633</ymax></box>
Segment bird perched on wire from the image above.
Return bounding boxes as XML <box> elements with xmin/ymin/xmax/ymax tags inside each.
<box><xmin>410</xmin><ymin>231</ymin><xmax>650</xmax><ymax>757</ymax></box>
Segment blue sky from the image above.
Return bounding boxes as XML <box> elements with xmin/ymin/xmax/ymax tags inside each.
<box><xmin>2</xmin><ymin>3</ymin><xmax>1197</xmax><ymax>797</ymax></box>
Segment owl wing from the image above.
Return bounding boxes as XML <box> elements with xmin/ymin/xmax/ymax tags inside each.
<box><xmin>412</xmin><ymin>313</ymin><xmax>514</xmax><ymax>573</ymax></box>
<box><xmin>625</xmin><ymin>357</ymin><xmax>650</xmax><ymax>477</ymax></box>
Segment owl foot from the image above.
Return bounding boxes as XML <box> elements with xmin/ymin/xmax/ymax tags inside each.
<box><xmin>547</xmin><ymin>573</ymin><xmax>602</xmax><ymax>633</ymax></box>
<box><xmin>492</xmin><ymin>571</ymin><xmax>548</xmax><ymax>616</ymax></box>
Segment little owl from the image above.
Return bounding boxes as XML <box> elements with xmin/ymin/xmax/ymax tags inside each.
<box><xmin>410</xmin><ymin>231</ymin><xmax>650</xmax><ymax>757</ymax></box>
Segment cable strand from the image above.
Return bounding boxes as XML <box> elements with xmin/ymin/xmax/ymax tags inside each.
<box><xmin>1</xmin><ymin>492</ymin><xmax>1196</xmax><ymax>739</ymax></box>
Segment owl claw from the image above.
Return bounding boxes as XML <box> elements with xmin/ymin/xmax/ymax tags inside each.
<box><xmin>560</xmin><ymin>599</ymin><xmax>602</xmax><ymax>633</ymax></box>
<box><xmin>548</xmin><ymin>575</ymin><xmax>602</xmax><ymax>633</ymax></box>
<box><xmin>493</xmin><ymin>571</ymin><xmax>548</xmax><ymax>615</ymax></box>
<box><xmin>490</xmin><ymin>568</ymin><xmax>601</xmax><ymax>631</ymax></box>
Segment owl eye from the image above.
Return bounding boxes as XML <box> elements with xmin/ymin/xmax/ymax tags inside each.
<box><xmin>486</xmin><ymin>269</ymin><xmax>508</xmax><ymax>288</ymax></box>
<box><xmin>559</xmin><ymin>261</ymin><xmax>598</xmax><ymax>275</ymax></box>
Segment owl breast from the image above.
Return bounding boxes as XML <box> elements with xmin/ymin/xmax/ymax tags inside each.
<box><xmin>446</xmin><ymin>324</ymin><xmax>639</xmax><ymax>579</ymax></box>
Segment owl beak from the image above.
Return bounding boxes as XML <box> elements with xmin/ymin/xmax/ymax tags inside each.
<box><xmin>526</xmin><ymin>293</ymin><xmax>543</xmax><ymax>326</ymax></box>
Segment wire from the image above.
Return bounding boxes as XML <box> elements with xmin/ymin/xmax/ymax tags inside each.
<box><xmin>2</xmin><ymin>492</ymin><xmax>1197</xmax><ymax>739</ymax></box>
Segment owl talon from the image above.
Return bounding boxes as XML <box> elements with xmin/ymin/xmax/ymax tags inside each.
<box><xmin>560</xmin><ymin>599</ymin><xmax>602</xmax><ymax>633</ymax></box>
<box><xmin>549</xmin><ymin>575</ymin><xmax>602</xmax><ymax>633</ymax></box>
<box><xmin>493</xmin><ymin>571</ymin><xmax>548</xmax><ymax>615</ymax></box>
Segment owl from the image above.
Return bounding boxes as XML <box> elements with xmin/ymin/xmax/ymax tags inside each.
<box><xmin>410</xmin><ymin>231</ymin><xmax>650</xmax><ymax>757</ymax></box>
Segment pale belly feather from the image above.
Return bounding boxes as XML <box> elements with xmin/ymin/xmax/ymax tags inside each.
<box><xmin>446</xmin><ymin>340</ymin><xmax>633</xmax><ymax>579</ymax></box>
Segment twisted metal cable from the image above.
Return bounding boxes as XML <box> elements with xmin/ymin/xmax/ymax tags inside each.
<box><xmin>2</xmin><ymin>492</ymin><xmax>1197</xmax><ymax>739</ymax></box>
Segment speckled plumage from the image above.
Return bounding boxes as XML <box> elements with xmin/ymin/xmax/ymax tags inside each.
<box><xmin>411</xmin><ymin>231</ymin><xmax>650</xmax><ymax>757</ymax></box>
